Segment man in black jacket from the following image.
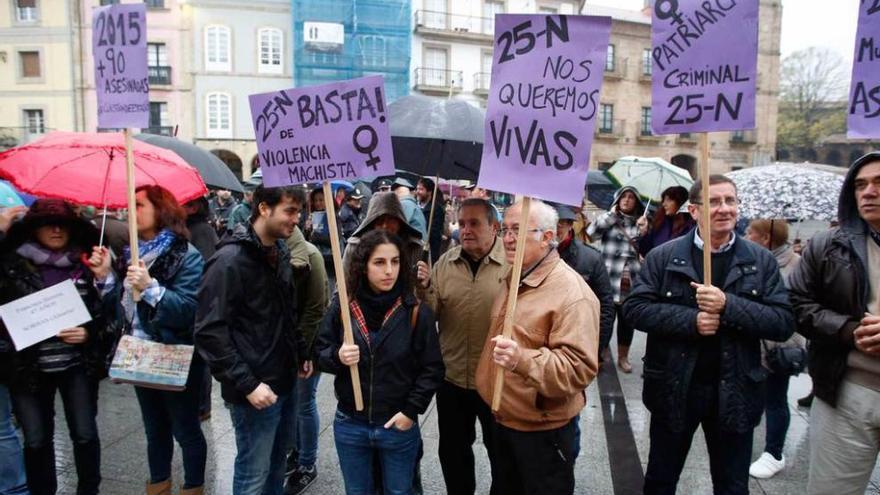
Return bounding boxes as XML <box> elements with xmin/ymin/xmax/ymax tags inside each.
<box><xmin>789</xmin><ymin>152</ymin><xmax>880</xmax><ymax>495</ymax></box>
<box><xmin>195</xmin><ymin>185</ymin><xmax>312</xmax><ymax>495</ymax></box>
<box><xmin>623</xmin><ymin>175</ymin><xmax>794</xmax><ymax>495</ymax></box>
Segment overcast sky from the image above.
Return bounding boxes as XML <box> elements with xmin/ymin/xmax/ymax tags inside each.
<box><xmin>585</xmin><ymin>0</ymin><xmax>859</xmax><ymax>69</ymax></box>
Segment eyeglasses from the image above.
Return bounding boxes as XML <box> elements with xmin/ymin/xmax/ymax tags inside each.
<box><xmin>693</xmin><ymin>197</ymin><xmax>740</xmax><ymax>209</ymax></box>
<box><xmin>499</xmin><ymin>227</ymin><xmax>542</xmax><ymax>238</ymax></box>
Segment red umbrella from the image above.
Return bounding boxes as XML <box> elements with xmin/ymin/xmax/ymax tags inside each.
<box><xmin>0</xmin><ymin>131</ymin><xmax>207</xmax><ymax>208</ymax></box>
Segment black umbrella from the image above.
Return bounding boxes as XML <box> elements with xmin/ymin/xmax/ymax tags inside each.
<box><xmin>586</xmin><ymin>170</ymin><xmax>617</xmax><ymax>210</ymax></box>
<box><xmin>134</xmin><ymin>133</ymin><xmax>244</xmax><ymax>193</ymax></box>
<box><xmin>388</xmin><ymin>95</ymin><xmax>484</xmax><ymax>181</ymax></box>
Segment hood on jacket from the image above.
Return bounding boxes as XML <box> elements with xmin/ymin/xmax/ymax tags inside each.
<box><xmin>286</xmin><ymin>225</ymin><xmax>315</xmax><ymax>270</ymax></box>
<box><xmin>351</xmin><ymin>192</ymin><xmax>422</xmax><ymax>240</ymax></box>
<box><xmin>839</xmin><ymin>151</ymin><xmax>880</xmax><ymax>233</ymax></box>
<box><xmin>611</xmin><ymin>185</ymin><xmax>645</xmax><ymax>217</ymax></box>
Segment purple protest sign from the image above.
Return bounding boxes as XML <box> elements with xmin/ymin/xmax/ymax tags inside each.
<box><xmin>249</xmin><ymin>76</ymin><xmax>395</xmax><ymax>188</ymax></box>
<box><xmin>92</xmin><ymin>3</ymin><xmax>149</xmax><ymax>129</ymax></box>
<box><xmin>650</xmin><ymin>0</ymin><xmax>758</xmax><ymax>134</ymax></box>
<box><xmin>847</xmin><ymin>2</ymin><xmax>880</xmax><ymax>139</ymax></box>
<box><xmin>476</xmin><ymin>15</ymin><xmax>611</xmax><ymax>206</ymax></box>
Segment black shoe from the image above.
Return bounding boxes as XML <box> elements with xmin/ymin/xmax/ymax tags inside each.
<box><xmin>285</xmin><ymin>465</ymin><xmax>317</xmax><ymax>495</ymax></box>
<box><xmin>797</xmin><ymin>392</ymin><xmax>814</xmax><ymax>408</ymax></box>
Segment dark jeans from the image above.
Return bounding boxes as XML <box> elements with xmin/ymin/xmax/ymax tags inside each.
<box><xmin>615</xmin><ymin>303</ymin><xmax>634</xmax><ymax>347</ymax></box>
<box><xmin>198</xmin><ymin>365</ymin><xmax>212</xmax><ymax>417</ymax></box>
<box><xmin>492</xmin><ymin>418</ymin><xmax>577</xmax><ymax>495</ymax></box>
<box><xmin>11</xmin><ymin>366</ymin><xmax>100</xmax><ymax>495</ymax></box>
<box><xmin>292</xmin><ymin>372</ymin><xmax>321</xmax><ymax>468</ymax></box>
<box><xmin>334</xmin><ymin>410</ymin><xmax>421</xmax><ymax>495</ymax></box>
<box><xmin>134</xmin><ymin>359</ymin><xmax>207</xmax><ymax>489</ymax></box>
<box><xmin>0</xmin><ymin>384</ymin><xmax>28</xmax><ymax>494</ymax></box>
<box><xmin>763</xmin><ymin>371</ymin><xmax>791</xmax><ymax>460</ymax></box>
<box><xmin>644</xmin><ymin>383</ymin><xmax>753</xmax><ymax>495</ymax></box>
<box><xmin>436</xmin><ymin>381</ymin><xmax>497</xmax><ymax>495</ymax></box>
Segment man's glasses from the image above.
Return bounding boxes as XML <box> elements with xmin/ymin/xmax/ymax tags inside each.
<box><xmin>692</xmin><ymin>197</ymin><xmax>740</xmax><ymax>209</ymax></box>
<box><xmin>499</xmin><ymin>227</ymin><xmax>542</xmax><ymax>238</ymax></box>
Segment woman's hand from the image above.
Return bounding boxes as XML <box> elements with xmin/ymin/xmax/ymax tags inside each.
<box><xmin>126</xmin><ymin>260</ymin><xmax>153</xmax><ymax>292</ymax></box>
<box><xmin>86</xmin><ymin>246</ymin><xmax>112</xmax><ymax>280</ymax></box>
<box><xmin>58</xmin><ymin>327</ymin><xmax>88</xmax><ymax>344</ymax></box>
<box><xmin>636</xmin><ymin>216</ymin><xmax>649</xmax><ymax>236</ymax></box>
<box><xmin>338</xmin><ymin>343</ymin><xmax>360</xmax><ymax>366</ymax></box>
<box><xmin>383</xmin><ymin>412</ymin><xmax>414</xmax><ymax>431</ymax></box>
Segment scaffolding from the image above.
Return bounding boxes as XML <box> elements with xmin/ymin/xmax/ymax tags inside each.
<box><xmin>292</xmin><ymin>0</ymin><xmax>411</xmax><ymax>101</ymax></box>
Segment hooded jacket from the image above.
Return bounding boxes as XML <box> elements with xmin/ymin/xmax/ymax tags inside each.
<box><xmin>586</xmin><ymin>185</ymin><xmax>645</xmax><ymax>302</ymax></box>
<box><xmin>194</xmin><ymin>223</ymin><xmax>305</xmax><ymax>404</ymax></box>
<box><xmin>789</xmin><ymin>152</ymin><xmax>880</xmax><ymax>406</ymax></box>
<box><xmin>342</xmin><ymin>192</ymin><xmax>424</xmax><ymax>273</ymax></box>
<box><xmin>285</xmin><ymin>226</ymin><xmax>329</xmax><ymax>358</ymax></box>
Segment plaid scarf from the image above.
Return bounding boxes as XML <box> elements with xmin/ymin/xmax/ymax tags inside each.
<box><xmin>350</xmin><ymin>297</ymin><xmax>403</xmax><ymax>348</ymax></box>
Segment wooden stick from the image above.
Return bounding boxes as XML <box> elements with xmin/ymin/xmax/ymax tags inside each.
<box><xmin>492</xmin><ymin>196</ymin><xmax>531</xmax><ymax>412</ymax></box>
<box><xmin>699</xmin><ymin>133</ymin><xmax>712</xmax><ymax>285</ymax></box>
<box><xmin>323</xmin><ymin>180</ymin><xmax>364</xmax><ymax>411</ymax></box>
<box><xmin>422</xmin><ymin>174</ymin><xmax>441</xmax><ymax>265</ymax></box>
<box><xmin>124</xmin><ymin>129</ymin><xmax>142</xmax><ymax>302</ymax></box>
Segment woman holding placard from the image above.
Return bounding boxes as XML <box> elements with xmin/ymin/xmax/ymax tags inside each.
<box><xmin>87</xmin><ymin>185</ymin><xmax>207</xmax><ymax>495</ymax></box>
<box><xmin>316</xmin><ymin>229</ymin><xmax>444</xmax><ymax>495</ymax></box>
<box><xmin>0</xmin><ymin>199</ymin><xmax>110</xmax><ymax>495</ymax></box>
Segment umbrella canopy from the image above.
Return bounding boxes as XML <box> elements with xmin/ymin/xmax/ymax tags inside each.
<box><xmin>606</xmin><ymin>156</ymin><xmax>694</xmax><ymax>203</ymax></box>
<box><xmin>0</xmin><ymin>132</ymin><xmax>207</xmax><ymax>208</ymax></box>
<box><xmin>388</xmin><ymin>95</ymin><xmax>485</xmax><ymax>181</ymax></box>
<box><xmin>725</xmin><ymin>164</ymin><xmax>844</xmax><ymax>221</ymax></box>
<box><xmin>134</xmin><ymin>133</ymin><xmax>244</xmax><ymax>193</ymax></box>
<box><xmin>585</xmin><ymin>170</ymin><xmax>618</xmax><ymax>210</ymax></box>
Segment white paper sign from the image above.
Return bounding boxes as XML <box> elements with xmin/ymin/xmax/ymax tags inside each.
<box><xmin>0</xmin><ymin>280</ymin><xmax>92</xmax><ymax>351</ymax></box>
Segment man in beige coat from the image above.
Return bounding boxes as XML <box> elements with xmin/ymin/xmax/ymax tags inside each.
<box><xmin>475</xmin><ymin>199</ymin><xmax>600</xmax><ymax>495</ymax></box>
<box><xmin>417</xmin><ymin>198</ymin><xmax>507</xmax><ymax>494</ymax></box>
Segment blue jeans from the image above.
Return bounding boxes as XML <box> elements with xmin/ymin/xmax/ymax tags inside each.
<box><xmin>134</xmin><ymin>359</ymin><xmax>207</xmax><ymax>489</ymax></box>
<box><xmin>763</xmin><ymin>371</ymin><xmax>791</xmax><ymax>460</ymax></box>
<box><xmin>293</xmin><ymin>372</ymin><xmax>321</xmax><ymax>467</ymax></box>
<box><xmin>229</xmin><ymin>388</ymin><xmax>296</xmax><ymax>495</ymax></box>
<box><xmin>0</xmin><ymin>384</ymin><xmax>29</xmax><ymax>495</ymax></box>
<box><xmin>333</xmin><ymin>409</ymin><xmax>421</xmax><ymax>495</ymax></box>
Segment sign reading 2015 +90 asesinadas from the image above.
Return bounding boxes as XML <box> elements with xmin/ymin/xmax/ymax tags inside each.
<box><xmin>651</xmin><ymin>0</ymin><xmax>758</xmax><ymax>135</ymax></box>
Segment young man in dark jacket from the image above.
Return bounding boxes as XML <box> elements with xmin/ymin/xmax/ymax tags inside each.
<box><xmin>789</xmin><ymin>152</ymin><xmax>880</xmax><ymax>495</ymax></box>
<box><xmin>195</xmin><ymin>185</ymin><xmax>312</xmax><ymax>495</ymax></box>
<box><xmin>623</xmin><ymin>175</ymin><xmax>794</xmax><ymax>495</ymax></box>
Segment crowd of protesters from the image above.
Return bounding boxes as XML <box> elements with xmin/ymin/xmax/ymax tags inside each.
<box><xmin>0</xmin><ymin>152</ymin><xmax>879</xmax><ymax>495</ymax></box>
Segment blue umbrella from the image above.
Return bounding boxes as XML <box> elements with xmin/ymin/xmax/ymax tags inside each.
<box><xmin>0</xmin><ymin>180</ymin><xmax>33</xmax><ymax>207</ymax></box>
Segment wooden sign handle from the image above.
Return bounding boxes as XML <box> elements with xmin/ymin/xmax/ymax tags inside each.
<box><xmin>492</xmin><ymin>196</ymin><xmax>531</xmax><ymax>412</ymax></box>
<box><xmin>124</xmin><ymin>129</ymin><xmax>142</xmax><ymax>302</ymax></box>
<box><xmin>323</xmin><ymin>180</ymin><xmax>364</xmax><ymax>411</ymax></box>
<box><xmin>699</xmin><ymin>133</ymin><xmax>712</xmax><ymax>285</ymax></box>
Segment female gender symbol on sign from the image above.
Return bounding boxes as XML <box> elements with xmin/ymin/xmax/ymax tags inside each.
<box><xmin>353</xmin><ymin>124</ymin><xmax>382</xmax><ymax>172</ymax></box>
<box><xmin>655</xmin><ymin>0</ymin><xmax>684</xmax><ymax>25</ymax></box>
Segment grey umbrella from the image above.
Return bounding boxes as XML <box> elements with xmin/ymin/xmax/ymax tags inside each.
<box><xmin>134</xmin><ymin>133</ymin><xmax>244</xmax><ymax>193</ymax></box>
<box><xmin>388</xmin><ymin>95</ymin><xmax>485</xmax><ymax>181</ymax></box>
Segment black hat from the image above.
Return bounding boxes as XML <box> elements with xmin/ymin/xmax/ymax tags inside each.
<box><xmin>346</xmin><ymin>190</ymin><xmax>364</xmax><ymax>200</ymax></box>
<box><xmin>8</xmin><ymin>198</ymin><xmax>98</xmax><ymax>249</ymax></box>
<box><xmin>555</xmin><ymin>205</ymin><xmax>577</xmax><ymax>222</ymax></box>
<box><xmin>376</xmin><ymin>179</ymin><xmax>393</xmax><ymax>190</ymax></box>
<box><xmin>392</xmin><ymin>177</ymin><xmax>414</xmax><ymax>190</ymax></box>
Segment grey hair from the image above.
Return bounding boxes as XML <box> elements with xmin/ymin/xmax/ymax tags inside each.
<box><xmin>509</xmin><ymin>199</ymin><xmax>559</xmax><ymax>247</ymax></box>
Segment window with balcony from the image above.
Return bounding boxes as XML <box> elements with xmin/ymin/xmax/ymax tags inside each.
<box><xmin>15</xmin><ymin>0</ymin><xmax>38</xmax><ymax>22</ymax></box>
<box><xmin>358</xmin><ymin>35</ymin><xmax>387</xmax><ymax>68</ymax></box>
<box><xmin>147</xmin><ymin>43</ymin><xmax>171</xmax><ymax>85</ymax></box>
<box><xmin>599</xmin><ymin>104</ymin><xmax>614</xmax><ymax>133</ymax></box>
<box><xmin>24</xmin><ymin>109</ymin><xmax>44</xmax><ymax>135</ymax></box>
<box><xmin>482</xmin><ymin>1</ymin><xmax>504</xmax><ymax>34</ymax></box>
<box><xmin>424</xmin><ymin>0</ymin><xmax>447</xmax><ymax>30</ymax></box>
<box><xmin>642</xmin><ymin>48</ymin><xmax>653</xmax><ymax>76</ymax></box>
<box><xmin>641</xmin><ymin>107</ymin><xmax>652</xmax><ymax>136</ymax></box>
<box><xmin>605</xmin><ymin>44</ymin><xmax>615</xmax><ymax>72</ymax></box>
<box><xmin>19</xmin><ymin>51</ymin><xmax>40</xmax><ymax>79</ymax></box>
<box><xmin>206</xmin><ymin>93</ymin><xmax>231</xmax><ymax>139</ymax></box>
<box><xmin>148</xmin><ymin>102</ymin><xmax>171</xmax><ymax>136</ymax></box>
<box><xmin>422</xmin><ymin>46</ymin><xmax>449</xmax><ymax>86</ymax></box>
<box><xmin>205</xmin><ymin>25</ymin><xmax>231</xmax><ymax>72</ymax></box>
<box><xmin>258</xmin><ymin>27</ymin><xmax>283</xmax><ymax>74</ymax></box>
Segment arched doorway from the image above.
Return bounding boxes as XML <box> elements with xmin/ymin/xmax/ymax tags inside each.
<box><xmin>825</xmin><ymin>149</ymin><xmax>843</xmax><ymax>167</ymax></box>
<box><xmin>211</xmin><ymin>149</ymin><xmax>243</xmax><ymax>180</ymax></box>
<box><xmin>671</xmin><ymin>154</ymin><xmax>697</xmax><ymax>179</ymax></box>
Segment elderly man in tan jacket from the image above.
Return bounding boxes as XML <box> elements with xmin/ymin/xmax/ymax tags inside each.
<box><xmin>417</xmin><ymin>198</ymin><xmax>508</xmax><ymax>495</ymax></box>
<box><xmin>476</xmin><ymin>199</ymin><xmax>600</xmax><ymax>495</ymax></box>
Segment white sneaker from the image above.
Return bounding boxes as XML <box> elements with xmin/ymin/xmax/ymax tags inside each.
<box><xmin>749</xmin><ymin>452</ymin><xmax>785</xmax><ymax>479</ymax></box>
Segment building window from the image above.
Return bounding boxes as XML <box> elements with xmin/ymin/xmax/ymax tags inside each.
<box><xmin>641</xmin><ymin>107</ymin><xmax>652</xmax><ymax>135</ymax></box>
<box><xmin>599</xmin><ymin>104</ymin><xmax>613</xmax><ymax>133</ymax></box>
<box><xmin>148</xmin><ymin>102</ymin><xmax>171</xmax><ymax>135</ymax></box>
<box><xmin>24</xmin><ymin>109</ymin><xmax>44</xmax><ymax>135</ymax></box>
<box><xmin>359</xmin><ymin>35</ymin><xmax>386</xmax><ymax>67</ymax></box>
<box><xmin>205</xmin><ymin>25</ymin><xmax>231</xmax><ymax>72</ymax></box>
<box><xmin>99</xmin><ymin>0</ymin><xmax>119</xmax><ymax>5</ymax></box>
<box><xmin>145</xmin><ymin>0</ymin><xmax>165</xmax><ymax>8</ymax></box>
<box><xmin>482</xmin><ymin>1</ymin><xmax>504</xmax><ymax>34</ymax></box>
<box><xmin>605</xmin><ymin>44</ymin><xmax>615</xmax><ymax>72</ymax></box>
<box><xmin>147</xmin><ymin>43</ymin><xmax>171</xmax><ymax>85</ymax></box>
<box><xmin>206</xmin><ymin>93</ymin><xmax>231</xmax><ymax>138</ymax></box>
<box><xmin>15</xmin><ymin>0</ymin><xmax>38</xmax><ymax>22</ymax></box>
<box><xmin>424</xmin><ymin>0</ymin><xmax>447</xmax><ymax>30</ymax></box>
<box><xmin>642</xmin><ymin>48</ymin><xmax>652</xmax><ymax>76</ymax></box>
<box><xmin>19</xmin><ymin>51</ymin><xmax>40</xmax><ymax>78</ymax></box>
<box><xmin>258</xmin><ymin>27</ymin><xmax>283</xmax><ymax>74</ymax></box>
<box><xmin>538</xmin><ymin>5</ymin><xmax>558</xmax><ymax>14</ymax></box>
<box><xmin>422</xmin><ymin>46</ymin><xmax>449</xmax><ymax>86</ymax></box>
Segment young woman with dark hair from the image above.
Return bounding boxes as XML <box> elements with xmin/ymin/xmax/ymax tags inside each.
<box><xmin>316</xmin><ymin>229</ymin><xmax>444</xmax><ymax>494</ymax></box>
<box><xmin>636</xmin><ymin>185</ymin><xmax>695</xmax><ymax>256</ymax></box>
<box><xmin>87</xmin><ymin>185</ymin><xmax>207</xmax><ymax>495</ymax></box>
